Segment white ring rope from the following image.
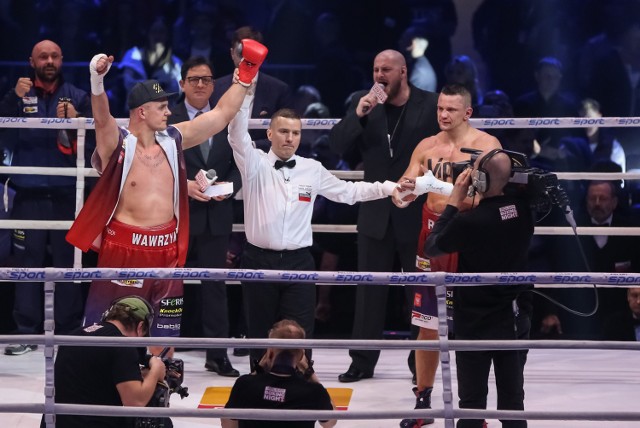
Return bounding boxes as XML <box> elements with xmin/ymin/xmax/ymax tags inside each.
<box><xmin>2</xmin><ymin>268</ymin><xmax>639</xmax><ymax>425</ymax></box>
<box><xmin>1</xmin><ymin>219</ymin><xmax>639</xmax><ymax>237</ymax></box>
<box><xmin>1</xmin><ymin>267</ymin><xmax>638</xmax><ymax>287</ymax></box>
<box><xmin>2</xmin><ymin>118</ymin><xmax>640</xmax><ymax>426</ymax></box>
<box><xmin>3</xmin><ymin>116</ymin><xmax>640</xmax><ymax>130</ymax></box>
<box><xmin>3</xmin><ymin>335</ymin><xmax>640</xmax><ymax>352</ymax></box>
<box><xmin>1</xmin><ymin>118</ymin><xmax>640</xmax><ymax>236</ymax></box>
<box><xmin>6</xmin><ymin>403</ymin><xmax>640</xmax><ymax>424</ymax></box>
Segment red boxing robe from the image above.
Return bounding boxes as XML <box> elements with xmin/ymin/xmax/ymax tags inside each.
<box><xmin>66</xmin><ymin>126</ymin><xmax>189</xmax><ymax>267</ymax></box>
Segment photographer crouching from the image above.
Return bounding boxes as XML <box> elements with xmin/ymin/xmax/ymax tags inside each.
<box><xmin>424</xmin><ymin>149</ymin><xmax>534</xmax><ymax>428</ymax></box>
<box><xmin>41</xmin><ymin>296</ymin><xmax>166</xmax><ymax>428</ymax></box>
<box><xmin>222</xmin><ymin>319</ymin><xmax>336</xmax><ymax>428</ymax></box>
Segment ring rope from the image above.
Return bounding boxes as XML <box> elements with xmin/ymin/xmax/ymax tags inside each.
<box><xmin>2</xmin><ymin>116</ymin><xmax>640</xmax><ymax>130</ymax></box>
<box><xmin>3</xmin><ymin>334</ymin><xmax>640</xmax><ymax>352</ymax></box>
<box><xmin>1</xmin><ymin>267</ymin><xmax>638</xmax><ymax>286</ymax></box>
<box><xmin>4</xmin><ymin>398</ymin><xmax>640</xmax><ymax>422</ymax></box>
<box><xmin>3</xmin><ymin>269</ymin><xmax>639</xmax><ymax>426</ymax></box>
<box><xmin>6</xmin><ymin>165</ymin><xmax>640</xmax><ymax>181</ymax></box>
<box><xmin>2</xmin><ymin>219</ymin><xmax>640</xmax><ymax>238</ymax></box>
<box><xmin>3</xmin><ymin>116</ymin><xmax>640</xmax><ymax>426</ymax></box>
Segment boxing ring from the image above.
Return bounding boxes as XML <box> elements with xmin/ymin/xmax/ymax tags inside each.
<box><xmin>1</xmin><ymin>117</ymin><xmax>640</xmax><ymax>427</ymax></box>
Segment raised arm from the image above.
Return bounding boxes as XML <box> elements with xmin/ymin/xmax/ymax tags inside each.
<box><xmin>177</xmin><ymin>40</ymin><xmax>268</xmax><ymax>149</ymax></box>
<box><xmin>226</xmin><ymin>94</ymin><xmax>255</xmax><ymax>176</ymax></box>
<box><xmin>89</xmin><ymin>54</ymin><xmax>119</xmax><ymax>169</ymax></box>
<box><xmin>178</xmin><ymin>79</ymin><xmax>248</xmax><ymax>150</ymax></box>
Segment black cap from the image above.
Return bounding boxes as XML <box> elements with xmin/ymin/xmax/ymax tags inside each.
<box><xmin>127</xmin><ymin>80</ymin><xmax>177</xmax><ymax>110</ymax></box>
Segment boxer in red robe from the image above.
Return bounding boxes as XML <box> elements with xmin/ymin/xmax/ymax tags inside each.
<box><xmin>67</xmin><ymin>41</ymin><xmax>268</xmax><ymax>355</ymax></box>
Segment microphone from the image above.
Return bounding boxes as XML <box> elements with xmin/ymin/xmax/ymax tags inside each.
<box><xmin>362</xmin><ymin>83</ymin><xmax>387</xmax><ymax>114</ymax></box>
<box><xmin>195</xmin><ymin>168</ymin><xmax>217</xmax><ymax>192</ymax></box>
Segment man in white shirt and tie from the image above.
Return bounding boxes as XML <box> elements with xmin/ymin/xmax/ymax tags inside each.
<box><xmin>227</xmin><ymin>94</ymin><xmax>402</xmax><ymax>366</ymax></box>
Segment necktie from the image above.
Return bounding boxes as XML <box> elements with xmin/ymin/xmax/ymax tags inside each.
<box><xmin>274</xmin><ymin>159</ymin><xmax>296</xmax><ymax>170</ymax></box>
<box><xmin>195</xmin><ymin>111</ymin><xmax>210</xmax><ymax>160</ymax></box>
<box><xmin>592</xmin><ymin>221</ymin><xmax>610</xmax><ymax>249</ymax></box>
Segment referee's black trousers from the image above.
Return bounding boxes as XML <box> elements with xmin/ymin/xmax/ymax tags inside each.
<box><xmin>455</xmin><ymin>348</ymin><xmax>526</xmax><ymax>428</ymax></box>
<box><xmin>241</xmin><ymin>243</ymin><xmax>316</xmax><ymax>364</ymax></box>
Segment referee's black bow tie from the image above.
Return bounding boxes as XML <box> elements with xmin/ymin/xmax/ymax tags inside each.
<box><xmin>274</xmin><ymin>159</ymin><xmax>296</xmax><ymax>170</ymax></box>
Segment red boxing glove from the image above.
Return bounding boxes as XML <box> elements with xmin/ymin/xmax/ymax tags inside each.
<box><xmin>237</xmin><ymin>39</ymin><xmax>268</xmax><ymax>87</ymax></box>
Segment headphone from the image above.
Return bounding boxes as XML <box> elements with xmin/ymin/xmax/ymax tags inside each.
<box><xmin>101</xmin><ymin>295</ymin><xmax>155</xmax><ymax>331</ymax></box>
<box><xmin>470</xmin><ymin>148</ymin><xmax>509</xmax><ymax>195</ymax></box>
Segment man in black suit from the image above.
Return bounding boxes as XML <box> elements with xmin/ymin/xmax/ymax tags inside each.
<box><xmin>210</xmin><ymin>26</ymin><xmax>292</xmax><ymax>151</ymax></box>
<box><xmin>580</xmin><ymin>180</ymin><xmax>639</xmax><ymax>323</ymax></box>
<box><xmin>538</xmin><ymin>179</ymin><xmax>640</xmax><ymax>340</ymax></box>
<box><xmin>328</xmin><ymin>49</ymin><xmax>439</xmax><ymax>382</ymax></box>
<box><xmin>603</xmin><ymin>287</ymin><xmax>640</xmax><ymax>341</ymax></box>
<box><xmin>168</xmin><ymin>56</ymin><xmax>240</xmax><ymax>377</ymax></box>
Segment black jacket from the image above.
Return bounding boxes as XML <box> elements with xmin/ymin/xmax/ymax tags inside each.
<box><xmin>328</xmin><ymin>85</ymin><xmax>439</xmax><ymax>242</ymax></box>
<box><xmin>425</xmin><ymin>195</ymin><xmax>534</xmax><ymax>339</ymax></box>
<box><xmin>168</xmin><ymin>101</ymin><xmax>241</xmax><ymax>236</ymax></box>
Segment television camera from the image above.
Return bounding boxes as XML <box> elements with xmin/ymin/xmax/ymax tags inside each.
<box><xmin>452</xmin><ymin>148</ymin><xmax>573</xmax><ymax>216</ymax></box>
<box><xmin>136</xmin><ymin>347</ymin><xmax>189</xmax><ymax>428</ymax></box>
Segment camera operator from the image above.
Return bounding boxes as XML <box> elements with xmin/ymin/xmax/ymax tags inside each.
<box><xmin>41</xmin><ymin>296</ymin><xmax>166</xmax><ymax>428</ymax></box>
<box><xmin>222</xmin><ymin>319</ymin><xmax>336</xmax><ymax>428</ymax></box>
<box><xmin>424</xmin><ymin>150</ymin><xmax>534</xmax><ymax>428</ymax></box>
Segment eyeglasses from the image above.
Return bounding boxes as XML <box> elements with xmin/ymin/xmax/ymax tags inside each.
<box><xmin>186</xmin><ymin>76</ymin><xmax>214</xmax><ymax>86</ymax></box>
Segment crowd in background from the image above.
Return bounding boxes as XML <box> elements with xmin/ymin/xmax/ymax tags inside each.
<box><xmin>0</xmin><ymin>0</ymin><xmax>639</xmax><ymax>343</ymax></box>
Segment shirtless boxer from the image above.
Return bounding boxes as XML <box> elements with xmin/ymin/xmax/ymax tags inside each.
<box><xmin>66</xmin><ymin>40</ymin><xmax>267</xmax><ymax>355</ymax></box>
<box><xmin>394</xmin><ymin>84</ymin><xmax>501</xmax><ymax>427</ymax></box>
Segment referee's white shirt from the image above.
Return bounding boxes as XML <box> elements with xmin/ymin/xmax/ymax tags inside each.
<box><xmin>228</xmin><ymin>96</ymin><xmax>396</xmax><ymax>251</ymax></box>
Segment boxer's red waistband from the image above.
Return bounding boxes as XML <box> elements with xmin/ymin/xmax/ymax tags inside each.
<box><xmin>422</xmin><ymin>204</ymin><xmax>442</xmax><ymax>230</ymax></box>
<box><xmin>104</xmin><ymin>218</ymin><xmax>178</xmax><ymax>248</ymax></box>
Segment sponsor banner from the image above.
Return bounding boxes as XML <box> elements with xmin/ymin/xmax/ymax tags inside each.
<box><xmin>333</xmin><ymin>273</ymin><xmax>374</xmax><ymax>282</ymax></box>
<box><xmin>0</xmin><ymin>117</ymin><xmax>28</xmax><ymax>123</ymax></box>
<box><xmin>389</xmin><ymin>273</ymin><xmax>434</xmax><ymax>284</ymax></box>
<box><xmin>4</xmin><ymin>268</ymin><xmax>640</xmax><ymax>287</ymax></box>
<box><xmin>159</xmin><ymin>297</ymin><xmax>183</xmax><ymax>319</ymax></box>
<box><xmin>497</xmin><ymin>274</ymin><xmax>538</xmax><ymax>284</ymax></box>
<box><xmin>156</xmin><ymin>322</ymin><xmax>180</xmax><ymax>331</ymax></box>
<box><xmin>444</xmin><ymin>274</ymin><xmax>484</xmax><ymax>284</ymax></box>
<box><xmin>7</xmin><ymin>269</ymin><xmax>46</xmax><ymax>281</ymax></box>
<box><xmin>116</xmin><ymin>269</ymin><xmax>158</xmax><ymax>279</ymax></box>
<box><xmin>226</xmin><ymin>271</ymin><xmax>267</xmax><ymax>280</ymax></box>
<box><xmin>551</xmin><ymin>274</ymin><xmax>593</xmax><ymax>284</ymax></box>
<box><xmin>171</xmin><ymin>268</ymin><xmax>211</xmax><ymax>279</ymax></box>
<box><xmin>62</xmin><ymin>270</ymin><xmax>104</xmax><ymax>280</ymax></box>
<box><xmin>3</xmin><ymin>116</ymin><xmax>640</xmax><ymax>130</ymax></box>
<box><xmin>606</xmin><ymin>274</ymin><xmax>640</xmax><ymax>285</ymax></box>
<box><xmin>280</xmin><ymin>272</ymin><xmax>320</xmax><ymax>281</ymax></box>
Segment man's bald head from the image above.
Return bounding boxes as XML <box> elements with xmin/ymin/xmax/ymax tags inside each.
<box><xmin>475</xmin><ymin>150</ymin><xmax>512</xmax><ymax>195</ymax></box>
<box><xmin>375</xmin><ymin>49</ymin><xmax>407</xmax><ymax>67</ymax></box>
<box><xmin>31</xmin><ymin>40</ymin><xmax>62</xmax><ymax>59</ymax></box>
<box><xmin>373</xmin><ymin>49</ymin><xmax>409</xmax><ymax>102</ymax></box>
<box><xmin>30</xmin><ymin>40</ymin><xmax>63</xmax><ymax>83</ymax></box>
